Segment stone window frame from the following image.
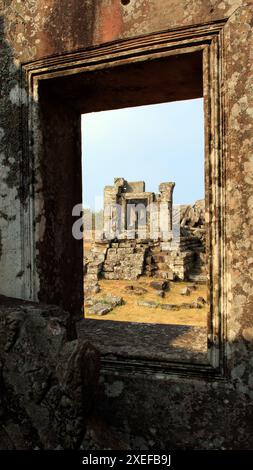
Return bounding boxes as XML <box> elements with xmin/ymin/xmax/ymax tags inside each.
<box><xmin>21</xmin><ymin>19</ymin><xmax>228</xmax><ymax>377</ymax></box>
<box><xmin>124</xmin><ymin>193</ymin><xmax>153</xmax><ymax>233</ymax></box>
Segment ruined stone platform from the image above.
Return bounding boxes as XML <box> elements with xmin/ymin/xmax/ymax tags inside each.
<box><xmin>78</xmin><ymin>319</ymin><xmax>208</xmax><ymax>365</ymax></box>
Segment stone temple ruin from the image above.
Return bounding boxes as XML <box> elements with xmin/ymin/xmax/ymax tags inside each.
<box><xmin>84</xmin><ymin>178</ymin><xmax>206</xmax><ymax>293</ymax></box>
<box><xmin>1</xmin><ymin>0</ymin><xmax>253</xmax><ymax>451</ymax></box>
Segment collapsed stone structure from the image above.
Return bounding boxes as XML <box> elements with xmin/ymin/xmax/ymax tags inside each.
<box><xmin>84</xmin><ymin>178</ymin><xmax>206</xmax><ymax>290</ymax></box>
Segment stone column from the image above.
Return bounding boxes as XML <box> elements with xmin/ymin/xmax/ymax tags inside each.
<box><xmin>159</xmin><ymin>182</ymin><xmax>175</xmax><ymax>238</ymax></box>
<box><xmin>103</xmin><ymin>186</ymin><xmax>117</xmax><ymax>239</ymax></box>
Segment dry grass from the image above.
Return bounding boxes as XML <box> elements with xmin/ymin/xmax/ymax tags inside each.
<box><xmin>84</xmin><ymin>277</ymin><xmax>208</xmax><ymax>327</ymax></box>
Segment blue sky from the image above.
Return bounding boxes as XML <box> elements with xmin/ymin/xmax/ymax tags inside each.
<box><xmin>81</xmin><ymin>98</ymin><xmax>204</xmax><ymax>210</ymax></box>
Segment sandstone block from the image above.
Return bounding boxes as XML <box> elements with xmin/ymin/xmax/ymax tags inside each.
<box><xmin>161</xmin><ymin>303</ymin><xmax>180</xmax><ymax>310</ymax></box>
<box><xmin>197</xmin><ymin>296</ymin><xmax>206</xmax><ymax>304</ymax></box>
<box><xmin>157</xmin><ymin>290</ymin><xmax>165</xmax><ymax>298</ymax></box>
<box><xmin>128</xmin><ymin>287</ymin><xmax>147</xmax><ymax>296</ymax></box>
<box><xmin>137</xmin><ymin>300</ymin><xmax>158</xmax><ymax>308</ymax></box>
<box><xmin>180</xmin><ymin>287</ymin><xmax>191</xmax><ymax>296</ymax></box>
<box><xmin>87</xmin><ymin>303</ymin><xmax>112</xmax><ymax>316</ymax></box>
<box><xmin>150</xmin><ymin>281</ymin><xmax>169</xmax><ymax>291</ymax></box>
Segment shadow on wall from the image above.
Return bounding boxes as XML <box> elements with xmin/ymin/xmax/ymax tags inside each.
<box><xmin>0</xmin><ymin>15</ymin><xmax>23</xmax><ymax>298</ymax></box>
<box><xmin>0</xmin><ymin>0</ymin><xmax>99</xmax><ymax>303</ymax></box>
<box><xmin>0</xmin><ymin>11</ymin><xmax>101</xmax><ymax>451</ymax></box>
<box><xmin>0</xmin><ymin>4</ymin><xmax>87</xmax><ymax>311</ymax></box>
<box><xmin>1</xmin><ymin>292</ymin><xmax>253</xmax><ymax>450</ymax></box>
<box><xmin>33</xmin><ymin>1</ymin><xmax>97</xmax><ymax>313</ymax></box>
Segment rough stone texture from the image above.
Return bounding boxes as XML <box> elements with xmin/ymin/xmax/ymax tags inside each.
<box><xmin>181</xmin><ymin>287</ymin><xmax>191</xmax><ymax>296</ymax></box>
<box><xmin>85</xmin><ymin>211</ymin><xmax>205</xmax><ymax>284</ymax></box>
<box><xmin>150</xmin><ymin>281</ymin><xmax>169</xmax><ymax>291</ymax></box>
<box><xmin>137</xmin><ymin>300</ymin><xmax>203</xmax><ymax>310</ymax></box>
<box><xmin>0</xmin><ymin>297</ymin><xmax>100</xmax><ymax>449</ymax></box>
<box><xmin>85</xmin><ymin>239</ymin><xmax>148</xmax><ymax>282</ymax></box>
<box><xmin>86</xmin><ymin>294</ymin><xmax>123</xmax><ymax>316</ymax></box>
<box><xmin>180</xmin><ymin>199</ymin><xmax>205</xmax><ymax>228</ymax></box>
<box><xmin>87</xmin><ymin>303</ymin><xmax>112</xmax><ymax>317</ymax></box>
<box><xmin>84</xmin><ymin>242</ymin><xmax>110</xmax><ymax>293</ymax></box>
<box><xmin>89</xmin><ymin>177</ymin><xmax>207</xmax><ymax>282</ymax></box>
<box><xmin>92</xmin><ymin>295</ymin><xmax>124</xmax><ymax>308</ymax></box>
<box><xmin>103</xmin><ymin>177</ymin><xmax>175</xmax><ymax>239</ymax></box>
<box><xmin>156</xmin><ymin>290</ymin><xmax>165</xmax><ymax>298</ymax></box>
<box><xmin>0</xmin><ymin>0</ymin><xmax>253</xmax><ymax>450</ymax></box>
<box><xmin>95</xmin><ymin>370</ymin><xmax>253</xmax><ymax>450</ymax></box>
<box><xmin>102</xmin><ymin>242</ymin><xmax>147</xmax><ymax>280</ymax></box>
<box><xmin>127</xmin><ymin>286</ymin><xmax>148</xmax><ymax>295</ymax></box>
<box><xmin>78</xmin><ymin>320</ymin><xmax>207</xmax><ymax>365</ymax></box>
<box><xmin>98</xmin><ymin>178</ymin><xmax>206</xmax><ymax>282</ymax></box>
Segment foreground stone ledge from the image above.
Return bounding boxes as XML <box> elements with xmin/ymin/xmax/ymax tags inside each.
<box><xmin>78</xmin><ymin>319</ymin><xmax>207</xmax><ymax>364</ymax></box>
<box><xmin>0</xmin><ymin>296</ymin><xmax>100</xmax><ymax>450</ymax></box>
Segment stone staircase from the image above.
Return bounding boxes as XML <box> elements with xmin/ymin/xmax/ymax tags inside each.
<box><xmin>84</xmin><ymin>241</ymin><xmax>110</xmax><ymax>292</ymax></box>
<box><xmin>102</xmin><ymin>240</ymin><xmax>148</xmax><ymax>280</ymax></box>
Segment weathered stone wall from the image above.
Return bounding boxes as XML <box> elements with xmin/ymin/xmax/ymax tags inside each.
<box><xmin>102</xmin><ymin>240</ymin><xmax>148</xmax><ymax>280</ymax></box>
<box><xmin>103</xmin><ymin>178</ymin><xmax>175</xmax><ymax>239</ymax></box>
<box><xmin>85</xmin><ymin>198</ymin><xmax>206</xmax><ymax>283</ymax></box>
<box><xmin>96</xmin><ymin>370</ymin><xmax>253</xmax><ymax>450</ymax></box>
<box><xmin>1</xmin><ymin>0</ymin><xmax>253</xmax><ymax>450</ymax></box>
<box><xmin>0</xmin><ymin>297</ymin><xmax>100</xmax><ymax>449</ymax></box>
<box><xmin>85</xmin><ymin>235</ymin><xmax>203</xmax><ymax>283</ymax></box>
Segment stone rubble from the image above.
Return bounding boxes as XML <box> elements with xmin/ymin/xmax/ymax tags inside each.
<box><xmin>137</xmin><ymin>300</ymin><xmax>158</xmax><ymax>309</ymax></box>
<box><xmin>180</xmin><ymin>287</ymin><xmax>191</xmax><ymax>296</ymax></box>
<box><xmin>157</xmin><ymin>290</ymin><xmax>165</xmax><ymax>298</ymax></box>
<box><xmin>84</xmin><ymin>179</ymin><xmax>206</xmax><ymax>289</ymax></box>
<box><xmin>125</xmin><ymin>286</ymin><xmax>148</xmax><ymax>295</ymax></box>
<box><xmin>88</xmin><ymin>303</ymin><xmax>113</xmax><ymax>316</ymax></box>
<box><xmin>0</xmin><ymin>299</ymin><xmax>100</xmax><ymax>449</ymax></box>
<box><xmin>86</xmin><ymin>295</ymin><xmax>124</xmax><ymax>316</ymax></box>
<box><xmin>150</xmin><ymin>280</ymin><xmax>169</xmax><ymax>291</ymax></box>
<box><xmin>84</xmin><ymin>202</ymin><xmax>206</xmax><ymax>288</ymax></box>
<box><xmin>137</xmin><ymin>300</ymin><xmax>203</xmax><ymax>310</ymax></box>
<box><xmin>197</xmin><ymin>296</ymin><xmax>207</xmax><ymax>305</ymax></box>
<box><xmin>102</xmin><ymin>241</ymin><xmax>148</xmax><ymax>280</ymax></box>
<box><xmin>92</xmin><ymin>295</ymin><xmax>123</xmax><ymax>308</ymax></box>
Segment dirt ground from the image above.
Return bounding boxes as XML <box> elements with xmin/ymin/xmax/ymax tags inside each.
<box><xmin>84</xmin><ymin>277</ymin><xmax>208</xmax><ymax>327</ymax></box>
